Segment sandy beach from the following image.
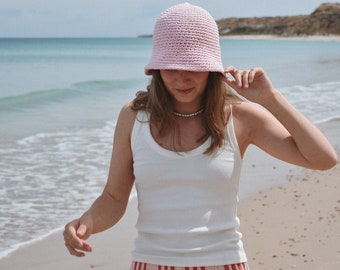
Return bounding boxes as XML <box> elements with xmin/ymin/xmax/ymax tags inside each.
<box><xmin>220</xmin><ymin>34</ymin><xmax>340</xmax><ymax>41</ymax></box>
<box><xmin>239</xmin><ymin>161</ymin><xmax>339</xmax><ymax>270</ymax></box>
<box><xmin>0</xmin><ymin>119</ymin><xmax>338</xmax><ymax>270</ymax></box>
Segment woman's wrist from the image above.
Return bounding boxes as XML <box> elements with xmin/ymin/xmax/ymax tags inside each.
<box><xmin>257</xmin><ymin>89</ymin><xmax>280</xmax><ymax>108</ymax></box>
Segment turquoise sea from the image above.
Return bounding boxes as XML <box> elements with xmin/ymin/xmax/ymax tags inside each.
<box><xmin>0</xmin><ymin>37</ymin><xmax>340</xmax><ymax>258</ymax></box>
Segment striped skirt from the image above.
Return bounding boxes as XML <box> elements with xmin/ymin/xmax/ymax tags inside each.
<box><xmin>130</xmin><ymin>262</ymin><xmax>250</xmax><ymax>270</ymax></box>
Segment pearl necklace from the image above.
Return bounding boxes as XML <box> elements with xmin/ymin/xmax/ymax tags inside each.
<box><xmin>173</xmin><ymin>108</ymin><xmax>204</xmax><ymax>117</ymax></box>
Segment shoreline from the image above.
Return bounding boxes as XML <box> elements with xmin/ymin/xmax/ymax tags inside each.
<box><xmin>220</xmin><ymin>34</ymin><xmax>340</xmax><ymax>41</ymax></box>
<box><xmin>1</xmin><ymin>117</ymin><xmax>338</xmax><ymax>261</ymax></box>
<box><xmin>2</xmin><ymin>165</ymin><xmax>338</xmax><ymax>270</ymax></box>
<box><xmin>1</xmin><ymin>35</ymin><xmax>340</xmax><ymax>41</ymax></box>
<box><xmin>0</xmin><ymin>118</ymin><xmax>338</xmax><ymax>269</ymax></box>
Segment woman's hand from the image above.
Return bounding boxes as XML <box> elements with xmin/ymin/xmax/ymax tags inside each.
<box><xmin>63</xmin><ymin>215</ymin><xmax>93</xmax><ymax>257</ymax></box>
<box><xmin>223</xmin><ymin>66</ymin><xmax>276</xmax><ymax>104</ymax></box>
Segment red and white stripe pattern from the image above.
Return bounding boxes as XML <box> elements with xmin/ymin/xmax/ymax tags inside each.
<box><xmin>131</xmin><ymin>262</ymin><xmax>250</xmax><ymax>270</ymax></box>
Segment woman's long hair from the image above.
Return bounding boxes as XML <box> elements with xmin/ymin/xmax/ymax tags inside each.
<box><xmin>132</xmin><ymin>70</ymin><xmax>240</xmax><ymax>154</ymax></box>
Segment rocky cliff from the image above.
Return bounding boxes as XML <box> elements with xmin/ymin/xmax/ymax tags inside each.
<box><xmin>217</xmin><ymin>3</ymin><xmax>340</xmax><ymax>36</ymax></box>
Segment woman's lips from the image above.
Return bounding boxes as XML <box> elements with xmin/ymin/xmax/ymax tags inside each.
<box><xmin>175</xmin><ymin>87</ymin><xmax>194</xmax><ymax>94</ymax></box>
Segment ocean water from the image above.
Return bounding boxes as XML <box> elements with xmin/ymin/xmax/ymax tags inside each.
<box><xmin>0</xmin><ymin>37</ymin><xmax>340</xmax><ymax>259</ymax></box>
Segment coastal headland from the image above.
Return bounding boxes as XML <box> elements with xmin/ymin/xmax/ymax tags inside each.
<box><xmin>217</xmin><ymin>3</ymin><xmax>340</xmax><ymax>37</ymax></box>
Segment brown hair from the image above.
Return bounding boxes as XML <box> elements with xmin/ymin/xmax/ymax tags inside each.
<box><xmin>132</xmin><ymin>71</ymin><xmax>239</xmax><ymax>154</ymax></box>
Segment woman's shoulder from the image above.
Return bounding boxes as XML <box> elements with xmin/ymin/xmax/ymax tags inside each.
<box><xmin>116</xmin><ymin>102</ymin><xmax>138</xmax><ymax>131</ymax></box>
<box><xmin>120</xmin><ymin>102</ymin><xmax>138</xmax><ymax>117</ymax></box>
<box><xmin>231</xmin><ymin>101</ymin><xmax>269</xmax><ymax>122</ymax></box>
<box><xmin>230</xmin><ymin>101</ymin><xmax>273</xmax><ymax>155</ymax></box>
<box><xmin>231</xmin><ymin>101</ymin><xmax>273</xmax><ymax>137</ymax></box>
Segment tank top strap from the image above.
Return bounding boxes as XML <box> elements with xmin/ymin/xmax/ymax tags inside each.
<box><xmin>226</xmin><ymin>105</ymin><xmax>242</xmax><ymax>159</ymax></box>
<box><xmin>131</xmin><ymin>110</ymin><xmax>150</xmax><ymax>150</ymax></box>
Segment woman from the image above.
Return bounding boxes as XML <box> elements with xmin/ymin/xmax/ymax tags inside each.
<box><xmin>63</xmin><ymin>3</ymin><xmax>337</xmax><ymax>270</ymax></box>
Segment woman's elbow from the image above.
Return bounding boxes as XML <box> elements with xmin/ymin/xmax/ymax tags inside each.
<box><xmin>313</xmin><ymin>152</ymin><xmax>338</xmax><ymax>171</ymax></box>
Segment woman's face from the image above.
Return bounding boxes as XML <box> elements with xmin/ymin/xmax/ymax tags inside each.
<box><xmin>160</xmin><ymin>70</ymin><xmax>209</xmax><ymax>112</ymax></box>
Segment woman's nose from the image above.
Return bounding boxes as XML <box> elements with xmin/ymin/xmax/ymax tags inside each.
<box><xmin>174</xmin><ymin>70</ymin><xmax>191</xmax><ymax>81</ymax></box>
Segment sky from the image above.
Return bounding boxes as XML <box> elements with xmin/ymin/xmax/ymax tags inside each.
<box><xmin>0</xmin><ymin>0</ymin><xmax>338</xmax><ymax>37</ymax></box>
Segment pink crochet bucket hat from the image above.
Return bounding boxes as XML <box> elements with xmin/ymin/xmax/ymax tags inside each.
<box><xmin>145</xmin><ymin>3</ymin><xmax>224</xmax><ymax>75</ymax></box>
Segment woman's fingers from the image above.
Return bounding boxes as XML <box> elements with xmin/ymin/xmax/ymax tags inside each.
<box><xmin>65</xmin><ymin>243</ymin><xmax>87</xmax><ymax>257</ymax></box>
<box><xmin>248</xmin><ymin>68</ymin><xmax>257</xmax><ymax>84</ymax></box>
<box><xmin>224</xmin><ymin>67</ymin><xmax>250</xmax><ymax>89</ymax></box>
<box><xmin>63</xmin><ymin>219</ymin><xmax>92</xmax><ymax>257</ymax></box>
<box><xmin>242</xmin><ymin>70</ymin><xmax>250</xmax><ymax>88</ymax></box>
<box><xmin>224</xmin><ymin>67</ymin><xmax>264</xmax><ymax>89</ymax></box>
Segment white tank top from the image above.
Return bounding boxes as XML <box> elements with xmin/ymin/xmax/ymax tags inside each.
<box><xmin>130</xmin><ymin>110</ymin><xmax>247</xmax><ymax>267</ymax></box>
